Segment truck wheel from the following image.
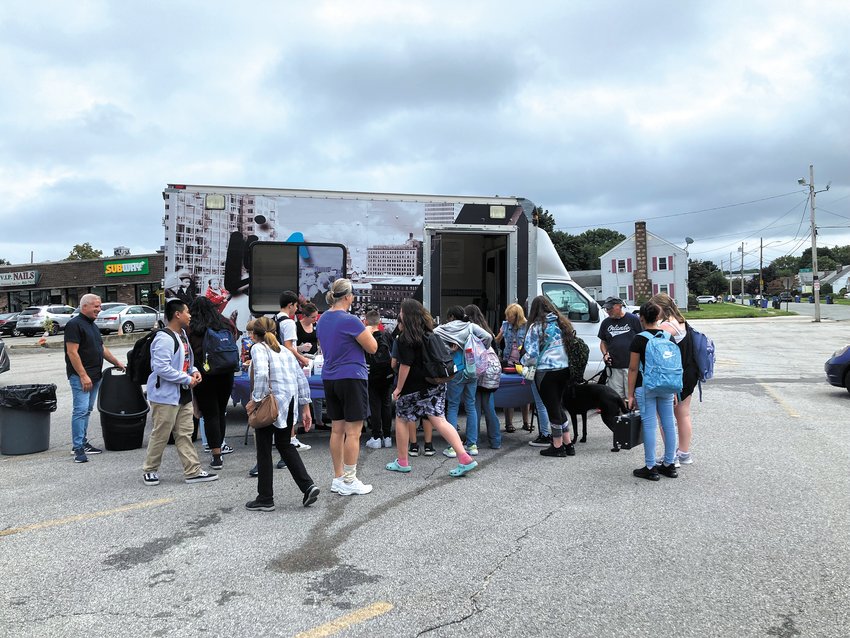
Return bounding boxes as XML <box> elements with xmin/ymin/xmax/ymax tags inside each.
<box><xmin>122</xmin><ymin>321</ymin><xmax>135</xmax><ymax>334</ymax></box>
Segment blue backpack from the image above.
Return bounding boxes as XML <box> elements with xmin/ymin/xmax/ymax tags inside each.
<box><xmin>202</xmin><ymin>327</ymin><xmax>240</xmax><ymax>375</ymax></box>
<box><xmin>687</xmin><ymin>323</ymin><xmax>715</xmax><ymax>401</ymax></box>
<box><xmin>639</xmin><ymin>330</ymin><xmax>683</xmax><ymax>394</ymax></box>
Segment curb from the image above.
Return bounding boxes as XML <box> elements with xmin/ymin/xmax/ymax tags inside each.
<box><xmin>5</xmin><ymin>333</ymin><xmax>141</xmax><ymax>352</ymax></box>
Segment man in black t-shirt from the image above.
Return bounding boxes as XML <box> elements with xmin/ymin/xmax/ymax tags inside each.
<box><xmin>64</xmin><ymin>294</ymin><xmax>125</xmax><ymax>463</ymax></box>
<box><xmin>597</xmin><ymin>297</ymin><xmax>642</xmax><ymax>401</ymax></box>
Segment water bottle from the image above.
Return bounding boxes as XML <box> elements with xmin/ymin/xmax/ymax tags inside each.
<box><xmin>313</xmin><ymin>353</ymin><xmax>324</xmax><ymax>376</ymax></box>
<box><xmin>464</xmin><ymin>347</ymin><xmax>475</xmax><ymax>371</ymax></box>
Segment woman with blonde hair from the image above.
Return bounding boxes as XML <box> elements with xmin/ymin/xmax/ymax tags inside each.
<box><xmin>496</xmin><ymin>303</ymin><xmax>531</xmax><ymax>433</ymax></box>
<box><xmin>650</xmin><ymin>292</ymin><xmax>697</xmax><ymax>466</ymax></box>
<box><xmin>246</xmin><ymin>316</ymin><xmax>319</xmax><ymax>511</ymax></box>
<box><xmin>316</xmin><ymin>278</ymin><xmax>378</xmax><ymax>496</ymax></box>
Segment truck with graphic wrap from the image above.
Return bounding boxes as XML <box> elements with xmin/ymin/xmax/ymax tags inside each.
<box><xmin>161</xmin><ymin>184</ymin><xmax>604</xmax><ymax>374</ymax></box>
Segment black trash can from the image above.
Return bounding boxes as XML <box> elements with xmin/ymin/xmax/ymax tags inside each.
<box><xmin>772</xmin><ymin>300</ymin><xmax>781</xmax><ymax>309</ymax></box>
<box><xmin>98</xmin><ymin>367</ymin><xmax>149</xmax><ymax>451</ymax></box>
<box><xmin>0</xmin><ymin>384</ymin><xmax>57</xmax><ymax>455</ymax></box>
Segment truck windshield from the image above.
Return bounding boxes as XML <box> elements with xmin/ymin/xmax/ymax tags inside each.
<box><xmin>542</xmin><ymin>282</ymin><xmax>592</xmax><ymax>322</ymax></box>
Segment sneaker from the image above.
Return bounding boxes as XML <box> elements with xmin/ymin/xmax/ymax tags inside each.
<box><xmin>210</xmin><ymin>455</ymin><xmax>223</xmax><ymax>470</ymax></box>
<box><xmin>331</xmin><ymin>477</ymin><xmax>344</xmax><ymax>493</ymax></box>
<box><xmin>655</xmin><ymin>463</ymin><xmax>679</xmax><ymax>478</ymax></box>
<box><xmin>676</xmin><ymin>450</ymin><xmax>693</xmax><ymax>465</ymax></box>
<box><xmin>302</xmin><ymin>484</ymin><xmax>320</xmax><ymax>507</ymax></box>
<box><xmin>656</xmin><ymin>456</ymin><xmax>681</xmax><ymax>469</ymax></box>
<box><xmin>529</xmin><ymin>434</ymin><xmax>552</xmax><ymax>447</ymax></box>
<box><xmin>408</xmin><ymin>443</ymin><xmax>420</xmax><ymax>457</ymax></box>
<box><xmin>203</xmin><ymin>444</ymin><xmax>211</xmax><ymax>453</ymax></box>
<box><xmin>245</xmin><ymin>499</ymin><xmax>275</xmax><ymax>512</ymax></box>
<box><xmin>366</xmin><ymin>437</ymin><xmax>383</xmax><ymax>449</ymax></box>
<box><xmin>220</xmin><ymin>443</ymin><xmax>234</xmax><ymax>455</ymax></box>
<box><xmin>565</xmin><ymin>443</ymin><xmax>576</xmax><ymax>457</ymax></box>
<box><xmin>633</xmin><ymin>466</ymin><xmax>661</xmax><ymax>481</ymax></box>
<box><xmin>185</xmin><ymin>470</ymin><xmax>219</xmax><ymax>484</ymax></box>
<box><xmin>73</xmin><ymin>448</ymin><xmax>88</xmax><ymax>463</ymax></box>
<box><xmin>248</xmin><ymin>464</ymin><xmax>259</xmax><ymax>477</ymax></box>
<box><xmin>540</xmin><ymin>444</ymin><xmax>567</xmax><ymax>457</ymax></box>
<box><xmin>83</xmin><ymin>442</ymin><xmax>102</xmax><ymax>455</ymax></box>
<box><xmin>143</xmin><ymin>472</ymin><xmax>160</xmax><ymax>486</ymax></box>
<box><xmin>336</xmin><ymin>478</ymin><xmax>373</xmax><ymax>496</ymax></box>
<box><xmin>292</xmin><ymin>437</ymin><xmax>311</xmax><ymax>451</ymax></box>
<box><xmin>276</xmin><ymin>458</ymin><xmax>287</xmax><ymax>469</ymax></box>
<box><xmin>465</xmin><ymin>444</ymin><xmax>479</xmax><ymax>456</ymax></box>
<box><xmin>442</xmin><ymin>446</ymin><xmax>457</xmax><ymax>458</ymax></box>
<box><xmin>423</xmin><ymin>442</ymin><xmax>436</xmax><ymax>456</ymax></box>
<box><xmin>382</xmin><ymin>436</ymin><xmax>393</xmax><ymax>448</ymax></box>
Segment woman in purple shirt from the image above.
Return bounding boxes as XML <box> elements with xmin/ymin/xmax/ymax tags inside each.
<box><xmin>316</xmin><ymin>278</ymin><xmax>378</xmax><ymax>496</ymax></box>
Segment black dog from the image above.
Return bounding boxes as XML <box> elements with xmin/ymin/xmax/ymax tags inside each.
<box><xmin>563</xmin><ymin>383</ymin><xmax>628</xmax><ymax>452</ymax></box>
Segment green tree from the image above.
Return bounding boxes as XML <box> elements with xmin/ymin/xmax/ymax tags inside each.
<box><xmin>577</xmin><ymin>228</ymin><xmax>626</xmax><ymax>270</ymax></box>
<box><xmin>0</xmin><ymin>258</ymin><xmax>9</xmax><ymax>265</ymax></box>
<box><xmin>704</xmin><ymin>270</ymin><xmax>729</xmax><ymax>296</ymax></box>
<box><xmin>771</xmin><ymin>255</ymin><xmax>800</xmax><ymax>273</ymax></box>
<box><xmin>66</xmin><ymin>243</ymin><xmax>103</xmax><ymax>260</ymax></box>
<box><xmin>549</xmin><ymin>231</ymin><xmax>584</xmax><ymax>271</ymax></box>
<box><xmin>800</xmin><ymin>246</ymin><xmax>838</xmax><ymax>270</ymax></box>
<box><xmin>688</xmin><ymin>259</ymin><xmax>720</xmax><ymax>294</ymax></box>
<box><xmin>533</xmin><ymin>207</ymin><xmax>556</xmax><ymax>233</ymax></box>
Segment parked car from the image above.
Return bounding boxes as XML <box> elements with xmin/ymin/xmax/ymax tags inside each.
<box><xmin>71</xmin><ymin>302</ymin><xmax>126</xmax><ymax>319</ymax></box>
<box><xmin>0</xmin><ymin>312</ymin><xmax>21</xmax><ymax>337</ymax></box>
<box><xmin>778</xmin><ymin>291</ymin><xmax>794</xmax><ymax>302</ymax></box>
<box><xmin>94</xmin><ymin>304</ymin><xmax>162</xmax><ymax>334</ymax></box>
<box><xmin>825</xmin><ymin>344</ymin><xmax>850</xmax><ymax>394</ymax></box>
<box><xmin>696</xmin><ymin>295</ymin><xmax>716</xmax><ymax>304</ymax></box>
<box><xmin>15</xmin><ymin>305</ymin><xmax>76</xmax><ymax>336</ymax></box>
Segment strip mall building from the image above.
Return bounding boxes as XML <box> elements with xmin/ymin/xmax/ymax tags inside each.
<box><xmin>0</xmin><ymin>253</ymin><xmax>165</xmax><ymax>313</ymax></box>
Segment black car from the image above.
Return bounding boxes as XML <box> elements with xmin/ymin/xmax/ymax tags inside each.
<box><xmin>0</xmin><ymin>312</ymin><xmax>20</xmax><ymax>337</ymax></box>
<box><xmin>778</xmin><ymin>291</ymin><xmax>794</xmax><ymax>302</ymax></box>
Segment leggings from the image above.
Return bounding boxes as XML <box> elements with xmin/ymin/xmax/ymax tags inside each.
<box><xmin>193</xmin><ymin>373</ymin><xmax>234</xmax><ymax>451</ymax></box>
<box><xmin>534</xmin><ymin>368</ymin><xmax>570</xmax><ymax>436</ymax></box>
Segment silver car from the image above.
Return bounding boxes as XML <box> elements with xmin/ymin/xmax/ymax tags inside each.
<box><xmin>94</xmin><ymin>305</ymin><xmax>163</xmax><ymax>334</ymax></box>
<box><xmin>15</xmin><ymin>305</ymin><xmax>76</xmax><ymax>336</ymax></box>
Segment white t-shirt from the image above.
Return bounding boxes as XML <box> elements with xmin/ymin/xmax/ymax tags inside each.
<box><xmin>276</xmin><ymin>313</ymin><xmax>297</xmax><ymax>344</ymax></box>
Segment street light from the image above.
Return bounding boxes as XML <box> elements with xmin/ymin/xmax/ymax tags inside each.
<box><xmin>798</xmin><ymin>165</ymin><xmax>830</xmax><ymax>323</ymax></box>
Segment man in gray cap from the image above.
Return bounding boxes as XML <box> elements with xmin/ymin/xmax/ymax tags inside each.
<box><xmin>597</xmin><ymin>297</ymin><xmax>641</xmax><ymax>401</ymax></box>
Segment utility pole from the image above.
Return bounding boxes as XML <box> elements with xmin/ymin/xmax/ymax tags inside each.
<box><xmin>729</xmin><ymin>251</ymin><xmax>733</xmax><ymax>298</ymax></box>
<box><xmin>759</xmin><ymin>237</ymin><xmax>764</xmax><ymax>298</ymax></box>
<box><xmin>740</xmin><ymin>242</ymin><xmax>745</xmax><ymax>303</ymax></box>
<box><xmin>809</xmin><ymin>165</ymin><xmax>820</xmax><ymax>322</ymax></box>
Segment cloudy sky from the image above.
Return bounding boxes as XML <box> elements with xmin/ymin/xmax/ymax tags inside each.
<box><xmin>2</xmin><ymin>0</ymin><xmax>848</xmax><ymax>274</ymax></box>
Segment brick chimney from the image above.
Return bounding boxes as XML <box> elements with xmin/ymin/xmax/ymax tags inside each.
<box><xmin>633</xmin><ymin>221</ymin><xmax>652</xmax><ymax>302</ymax></box>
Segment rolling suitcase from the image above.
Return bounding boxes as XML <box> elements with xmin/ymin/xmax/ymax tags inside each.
<box><xmin>613</xmin><ymin>411</ymin><xmax>643</xmax><ymax>449</ymax></box>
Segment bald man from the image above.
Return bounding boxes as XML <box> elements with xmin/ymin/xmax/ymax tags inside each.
<box><xmin>64</xmin><ymin>294</ymin><xmax>125</xmax><ymax>463</ymax></box>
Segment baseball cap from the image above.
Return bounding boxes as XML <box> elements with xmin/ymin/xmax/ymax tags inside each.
<box><xmin>602</xmin><ymin>297</ymin><xmax>624</xmax><ymax>309</ymax></box>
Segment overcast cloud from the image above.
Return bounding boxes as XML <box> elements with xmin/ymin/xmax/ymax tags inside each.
<box><xmin>1</xmin><ymin>0</ymin><xmax>848</xmax><ymax>274</ymax></box>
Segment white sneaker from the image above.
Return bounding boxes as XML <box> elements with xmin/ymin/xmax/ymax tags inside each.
<box><xmin>336</xmin><ymin>478</ymin><xmax>373</xmax><ymax>496</ymax></box>
<box><xmin>220</xmin><ymin>443</ymin><xmax>234</xmax><ymax>455</ymax></box>
<box><xmin>443</xmin><ymin>447</ymin><xmax>457</xmax><ymax>458</ymax></box>
<box><xmin>331</xmin><ymin>477</ymin><xmax>345</xmax><ymax>493</ymax></box>
<box><xmin>365</xmin><ymin>437</ymin><xmax>382</xmax><ymax>449</ymax></box>
<box><xmin>291</xmin><ymin>437</ymin><xmax>311</xmax><ymax>451</ymax></box>
<box><xmin>676</xmin><ymin>450</ymin><xmax>693</xmax><ymax>465</ymax></box>
<box><xmin>382</xmin><ymin>436</ymin><xmax>393</xmax><ymax>448</ymax></box>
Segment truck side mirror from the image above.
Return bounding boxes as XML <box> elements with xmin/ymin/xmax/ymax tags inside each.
<box><xmin>589</xmin><ymin>302</ymin><xmax>599</xmax><ymax>322</ymax></box>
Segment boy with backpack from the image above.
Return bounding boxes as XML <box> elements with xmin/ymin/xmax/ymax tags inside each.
<box><xmin>627</xmin><ymin>300</ymin><xmax>682</xmax><ymax>482</ymax></box>
<box><xmin>364</xmin><ymin>310</ymin><xmax>394</xmax><ymax>449</ymax></box>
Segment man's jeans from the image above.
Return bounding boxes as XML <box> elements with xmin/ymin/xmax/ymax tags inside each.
<box><xmin>69</xmin><ymin>375</ymin><xmax>102</xmax><ymax>450</ymax></box>
<box><xmin>446</xmin><ymin>372</ymin><xmax>479</xmax><ymax>446</ymax></box>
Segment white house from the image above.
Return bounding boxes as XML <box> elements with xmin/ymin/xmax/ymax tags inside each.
<box><xmin>599</xmin><ymin>221</ymin><xmax>688</xmax><ymax>307</ymax></box>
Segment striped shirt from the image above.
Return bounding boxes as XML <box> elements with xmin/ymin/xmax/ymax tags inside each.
<box><xmin>250</xmin><ymin>342</ymin><xmax>311</xmax><ymax>429</ymax></box>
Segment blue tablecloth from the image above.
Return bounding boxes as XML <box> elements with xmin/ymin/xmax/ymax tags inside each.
<box><xmin>231</xmin><ymin>372</ymin><xmax>534</xmax><ymax>409</ymax></box>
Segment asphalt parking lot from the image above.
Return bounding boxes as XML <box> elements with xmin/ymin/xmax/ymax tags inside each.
<box><xmin>1</xmin><ymin>316</ymin><xmax>849</xmax><ymax>637</ymax></box>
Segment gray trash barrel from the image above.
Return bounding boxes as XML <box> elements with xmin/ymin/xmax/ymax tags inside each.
<box><xmin>0</xmin><ymin>384</ymin><xmax>57</xmax><ymax>455</ymax></box>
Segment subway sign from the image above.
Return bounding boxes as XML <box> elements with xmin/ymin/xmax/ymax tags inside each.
<box><xmin>104</xmin><ymin>258</ymin><xmax>150</xmax><ymax>277</ymax></box>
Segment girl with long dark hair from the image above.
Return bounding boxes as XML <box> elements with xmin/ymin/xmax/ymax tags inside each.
<box><xmin>521</xmin><ymin>295</ymin><xmax>575</xmax><ymax>457</ymax></box>
<box><xmin>385</xmin><ymin>299</ymin><xmax>478</xmax><ymax>477</ymax></box>
<box><xmin>464</xmin><ymin>304</ymin><xmax>501</xmax><ymax>449</ymax></box>
<box><xmin>188</xmin><ymin>296</ymin><xmax>238</xmax><ymax>470</ymax></box>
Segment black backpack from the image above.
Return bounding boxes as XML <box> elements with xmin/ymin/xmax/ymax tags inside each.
<box><xmin>422</xmin><ymin>332</ymin><xmax>456</xmax><ymax>385</ymax></box>
<box><xmin>563</xmin><ymin>329</ymin><xmax>589</xmax><ymax>386</ymax></box>
<box><xmin>127</xmin><ymin>329</ymin><xmax>179</xmax><ymax>386</ymax></box>
<box><xmin>366</xmin><ymin>331</ymin><xmax>393</xmax><ymax>377</ymax></box>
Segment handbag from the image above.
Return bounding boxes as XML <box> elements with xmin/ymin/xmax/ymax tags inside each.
<box><xmin>245</xmin><ymin>346</ymin><xmax>279</xmax><ymax>429</ymax></box>
<box><xmin>613</xmin><ymin>410</ymin><xmax>643</xmax><ymax>449</ymax></box>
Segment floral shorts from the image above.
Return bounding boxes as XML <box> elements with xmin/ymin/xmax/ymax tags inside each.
<box><xmin>395</xmin><ymin>384</ymin><xmax>447</xmax><ymax>422</ymax></box>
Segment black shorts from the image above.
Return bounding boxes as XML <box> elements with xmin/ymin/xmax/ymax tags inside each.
<box><xmin>323</xmin><ymin>378</ymin><xmax>369</xmax><ymax>423</ymax></box>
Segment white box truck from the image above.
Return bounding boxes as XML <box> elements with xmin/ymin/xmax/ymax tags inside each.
<box><xmin>161</xmin><ymin>184</ymin><xmax>605</xmax><ymax>375</ymax></box>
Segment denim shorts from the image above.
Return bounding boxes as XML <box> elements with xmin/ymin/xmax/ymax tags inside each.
<box><xmin>395</xmin><ymin>384</ymin><xmax>447</xmax><ymax>422</ymax></box>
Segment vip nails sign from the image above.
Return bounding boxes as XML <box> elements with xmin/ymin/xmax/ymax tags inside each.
<box><xmin>0</xmin><ymin>270</ymin><xmax>41</xmax><ymax>286</ymax></box>
<box><xmin>104</xmin><ymin>258</ymin><xmax>150</xmax><ymax>277</ymax></box>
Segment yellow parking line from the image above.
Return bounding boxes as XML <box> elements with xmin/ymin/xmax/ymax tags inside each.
<box><xmin>0</xmin><ymin>497</ymin><xmax>175</xmax><ymax>538</ymax></box>
<box><xmin>295</xmin><ymin>601</ymin><xmax>394</xmax><ymax>638</ymax></box>
<box><xmin>759</xmin><ymin>383</ymin><xmax>800</xmax><ymax>418</ymax></box>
